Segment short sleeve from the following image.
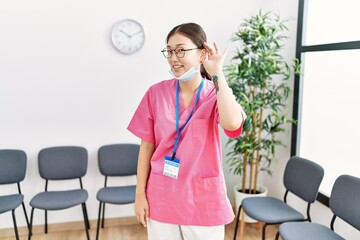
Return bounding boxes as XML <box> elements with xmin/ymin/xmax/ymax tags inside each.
<box><xmin>127</xmin><ymin>89</ymin><xmax>155</xmax><ymax>142</ymax></box>
<box><xmin>224</xmin><ymin>125</ymin><xmax>243</xmax><ymax>138</ymax></box>
<box><xmin>223</xmin><ymin>110</ymin><xmax>247</xmax><ymax>139</ymax></box>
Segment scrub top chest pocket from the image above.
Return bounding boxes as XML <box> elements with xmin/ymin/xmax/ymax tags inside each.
<box><xmin>191</xmin><ymin>118</ymin><xmax>215</xmax><ymax>145</ymax></box>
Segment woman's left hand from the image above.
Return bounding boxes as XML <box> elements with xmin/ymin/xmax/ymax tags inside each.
<box><xmin>202</xmin><ymin>42</ymin><xmax>228</xmax><ymax>76</ymax></box>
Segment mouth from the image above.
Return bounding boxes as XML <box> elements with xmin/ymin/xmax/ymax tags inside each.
<box><xmin>172</xmin><ymin>65</ymin><xmax>184</xmax><ymax>72</ymax></box>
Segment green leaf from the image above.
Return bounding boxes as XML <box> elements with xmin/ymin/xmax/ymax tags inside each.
<box><xmin>224</xmin><ymin>9</ymin><xmax>300</xmax><ymax>184</ymax></box>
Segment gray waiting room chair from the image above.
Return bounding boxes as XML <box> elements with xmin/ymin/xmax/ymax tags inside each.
<box><xmin>28</xmin><ymin>146</ymin><xmax>90</xmax><ymax>240</ymax></box>
<box><xmin>96</xmin><ymin>143</ymin><xmax>139</xmax><ymax>240</ymax></box>
<box><xmin>233</xmin><ymin>156</ymin><xmax>324</xmax><ymax>240</ymax></box>
<box><xmin>0</xmin><ymin>149</ymin><xmax>30</xmax><ymax>240</ymax></box>
<box><xmin>277</xmin><ymin>174</ymin><xmax>360</xmax><ymax>240</ymax></box>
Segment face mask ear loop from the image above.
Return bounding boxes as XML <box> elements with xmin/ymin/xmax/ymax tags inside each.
<box><xmin>195</xmin><ymin>51</ymin><xmax>203</xmax><ymax>71</ymax></box>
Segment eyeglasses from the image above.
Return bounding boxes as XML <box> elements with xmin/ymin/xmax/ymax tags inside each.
<box><xmin>161</xmin><ymin>47</ymin><xmax>200</xmax><ymax>59</ymax></box>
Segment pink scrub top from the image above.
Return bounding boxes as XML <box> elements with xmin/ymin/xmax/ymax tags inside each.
<box><xmin>127</xmin><ymin>78</ymin><xmax>244</xmax><ymax>226</ymax></box>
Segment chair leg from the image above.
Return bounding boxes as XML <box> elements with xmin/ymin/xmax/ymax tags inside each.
<box><xmin>22</xmin><ymin>202</ymin><xmax>30</xmax><ymax>230</ymax></box>
<box><xmin>101</xmin><ymin>203</ymin><xmax>106</xmax><ymax>228</ymax></box>
<box><xmin>81</xmin><ymin>203</ymin><xmax>90</xmax><ymax>240</ymax></box>
<box><xmin>262</xmin><ymin>223</ymin><xmax>268</xmax><ymax>240</ymax></box>
<box><xmin>96</xmin><ymin>201</ymin><xmax>103</xmax><ymax>240</ymax></box>
<box><xmin>84</xmin><ymin>203</ymin><xmax>90</xmax><ymax>229</ymax></box>
<box><xmin>275</xmin><ymin>231</ymin><xmax>280</xmax><ymax>240</ymax></box>
<box><xmin>11</xmin><ymin>209</ymin><xmax>20</xmax><ymax>240</ymax></box>
<box><xmin>233</xmin><ymin>205</ymin><xmax>242</xmax><ymax>240</ymax></box>
<box><xmin>45</xmin><ymin>210</ymin><xmax>48</xmax><ymax>233</ymax></box>
<box><xmin>28</xmin><ymin>208</ymin><xmax>35</xmax><ymax>240</ymax></box>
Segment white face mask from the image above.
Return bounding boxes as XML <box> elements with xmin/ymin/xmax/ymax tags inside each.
<box><xmin>169</xmin><ymin>65</ymin><xmax>199</xmax><ymax>82</ymax></box>
<box><xmin>169</xmin><ymin>50</ymin><xmax>202</xmax><ymax>81</ymax></box>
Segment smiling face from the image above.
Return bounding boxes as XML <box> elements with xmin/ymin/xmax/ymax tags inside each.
<box><xmin>166</xmin><ymin>33</ymin><xmax>205</xmax><ymax>78</ymax></box>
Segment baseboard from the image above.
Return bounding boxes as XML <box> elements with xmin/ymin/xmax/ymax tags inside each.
<box><xmin>0</xmin><ymin>216</ymin><xmax>138</xmax><ymax>238</ymax></box>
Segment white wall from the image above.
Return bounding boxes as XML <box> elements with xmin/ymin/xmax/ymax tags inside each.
<box><xmin>4</xmin><ymin>1</ymin><xmax>356</xmax><ymax>238</ymax></box>
<box><xmin>1</xmin><ymin>0</ymin><xmax>287</xmax><ymax>229</ymax></box>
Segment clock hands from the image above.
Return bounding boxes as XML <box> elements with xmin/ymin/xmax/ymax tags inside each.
<box><xmin>119</xmin><ymin>29</ymin><xmax>132</xmax><ymax>38</ymax></box>
<box><xmin>130</xmin><ymin>30</ymin><xmax>143</xmax><ymax>37</ymax></box>
<box><xmin>119</xmin><ymin>29</ymin><xmax>143</xmax><ymax>38</ymax></box>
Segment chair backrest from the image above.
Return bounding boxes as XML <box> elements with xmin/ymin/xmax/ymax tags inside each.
<box><xmin>283</xmin><ymin>156</ymin><xmax>324</xmax><ymax>202</ymax></box>
<box><xmin>330</xmin><ymin>174</ymin><xmax>360</xmax><ymax>230</ymax></box>
<box><xmin>98</xmin><ymin>143</ymin><xmax>139</xmax><ymax>177</ymax></box>
<box><xmin>38</xmin><ymin>146</ymin><xmax>88</xmax><ymax>180</ymax></box>
<box><xmin>0</xmin><ymin>149</ymin><xmax>27</xmax><ymax>184</ymax></box>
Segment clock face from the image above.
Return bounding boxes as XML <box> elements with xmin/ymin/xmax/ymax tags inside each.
<box><xmin>111</xmin><ymin>19</ymin><xmax>145</xmax><ymax>55</ymax></box>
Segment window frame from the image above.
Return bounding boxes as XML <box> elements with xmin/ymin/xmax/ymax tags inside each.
<box><xmin>291</xmin><ymin>0</ymin><xmax>360</xmax><ymax>206</ymax></box>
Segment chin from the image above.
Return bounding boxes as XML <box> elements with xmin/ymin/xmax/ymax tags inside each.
<box><xmin>173</xmin><ymin>70</ymin><xmax>183</xmax><ymax>76</ymax></box>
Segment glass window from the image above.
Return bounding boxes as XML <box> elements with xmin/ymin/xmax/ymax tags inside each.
<box><xmin>298</xmin><ymin>49</ymin><xmax>360</xmax><ymax>195</ymax></box>
<box><xmin>305</xmin><ymin>0</ymin><xmax>360</xmax><ymax>45</ymax></box>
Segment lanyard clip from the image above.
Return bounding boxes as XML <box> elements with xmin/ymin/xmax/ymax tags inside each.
<box><xmin>171</xmin><ymin>152</ymin><xmax>176</xmax><ymax>160</ymax></box>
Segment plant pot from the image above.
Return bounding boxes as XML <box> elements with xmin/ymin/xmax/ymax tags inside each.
<box><xmin>233</xmin><ymin>183</ymin><xmax>268</xmax><ymax>223</ymax></box>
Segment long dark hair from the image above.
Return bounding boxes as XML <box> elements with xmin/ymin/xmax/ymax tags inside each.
<box><xmin>166</xmin><ymin>23</ymin><xmax>211</xmax><ymax>80</ymax></box>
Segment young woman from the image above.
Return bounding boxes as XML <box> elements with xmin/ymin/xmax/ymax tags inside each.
<box><xmin>127</xmin><ymin>22</ymin><xmax>245</xmax><ymax>240</ymax></box>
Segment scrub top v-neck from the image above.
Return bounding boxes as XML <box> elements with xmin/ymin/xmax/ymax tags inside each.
<box><xmin>127</xmin><ymin>78</ymin><xmax>244</xmax><ymax>226</ymax></box>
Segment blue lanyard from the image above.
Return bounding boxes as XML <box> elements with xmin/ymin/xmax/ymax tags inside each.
<box><xmin>172</xmin><ymin>78</ymin><xmax>204</xmax><ymax>159</ymax></box>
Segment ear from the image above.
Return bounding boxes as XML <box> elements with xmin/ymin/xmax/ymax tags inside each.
<box><xmin>200</xmin><ymin>49</ymin><xmax>206</xmax><ymax>63</ymax></box>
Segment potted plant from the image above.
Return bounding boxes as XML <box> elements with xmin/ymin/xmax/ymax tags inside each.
<box><xmin>225</xmin><ymin>10</ymin><xmax>300</xmax><ymax>221</ymax></box>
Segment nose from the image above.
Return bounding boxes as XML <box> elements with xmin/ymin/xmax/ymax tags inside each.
<box><xmin>169</xmin><ymin>50</ymin><xmax>179</xmax><ymax>61</ymax></box>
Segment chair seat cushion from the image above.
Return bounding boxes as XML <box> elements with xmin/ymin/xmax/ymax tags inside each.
<box><xmin>242</xmin><ymin>196</ymin><xmax>304</xmax><ymax>223</ymax></box>
<box><xmin>279</xmin><ymin>222</ymin><xmax>344</xmax><ymax>240</ymax></box>
<box><xmin>0</xmin><ymin>194</ymin><xmax>24</xmax><ymax>214</ymax></box>
<box><xmin>30</xmin><ymin>189</ymin><xmax>88</xmax><ymax>210</ymax></box>
<box><xmin>97</xmin><ymin>185</ymin><xmax>136</xmax><ymax>204</ymax></box>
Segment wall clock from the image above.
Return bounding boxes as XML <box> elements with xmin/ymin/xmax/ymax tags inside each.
<box><xmin>111</xmin><ymin>19</ymin><xmax>145</xmax><ymax>55</ymax></box>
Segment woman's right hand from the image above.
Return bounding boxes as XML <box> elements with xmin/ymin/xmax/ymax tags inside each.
<box><xmin>135</xmin><ymin>191</ymin><xmax>149</xmax><ymax>227</ymax></box>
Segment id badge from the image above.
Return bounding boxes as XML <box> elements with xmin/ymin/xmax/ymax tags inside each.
<box><xmin>163</xmin><ymin>156</ymin><xmax>180</xmax><ymax>179</ymax></box>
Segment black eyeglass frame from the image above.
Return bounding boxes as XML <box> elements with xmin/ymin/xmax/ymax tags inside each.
<box><xmin>161</xmin><ymin>47</ymin><xmax>201</xmax><ymax>59</ymax></box>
